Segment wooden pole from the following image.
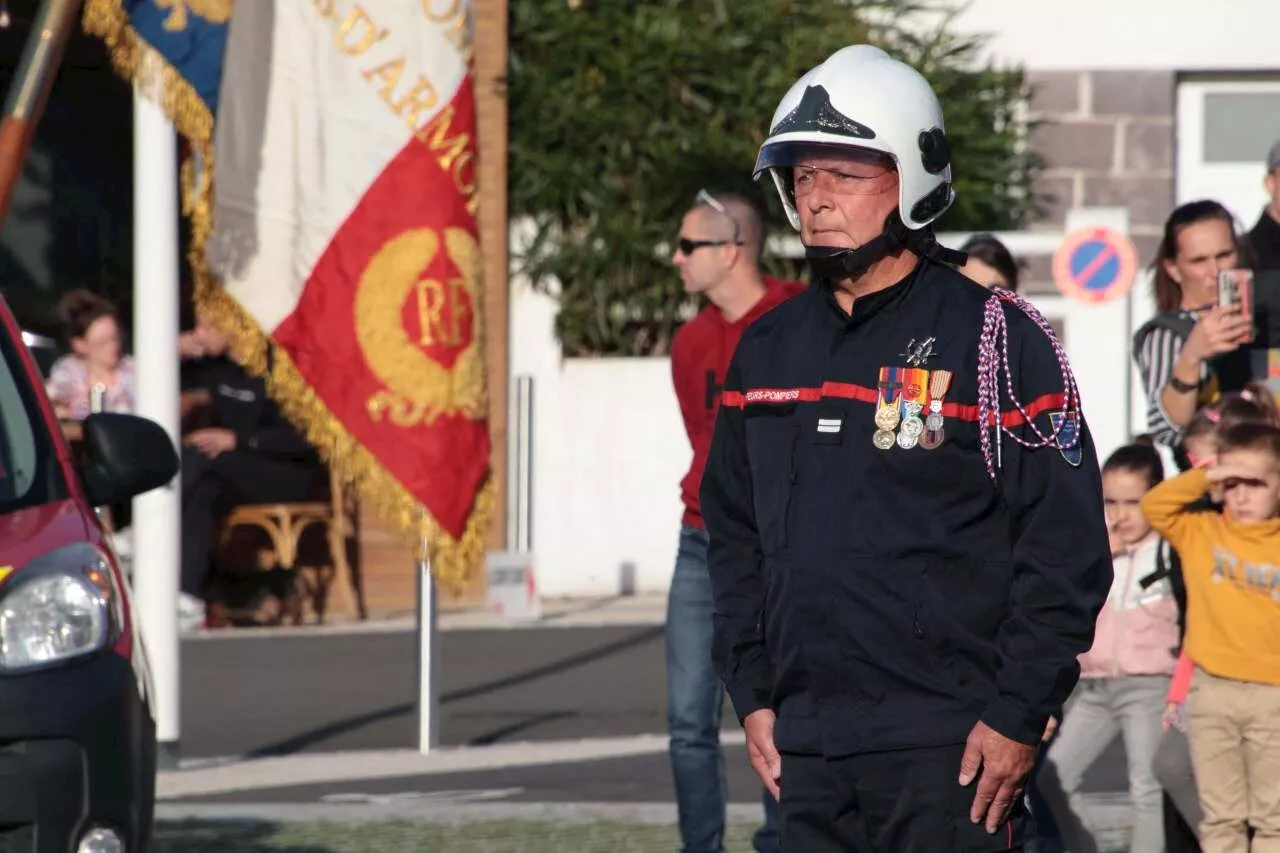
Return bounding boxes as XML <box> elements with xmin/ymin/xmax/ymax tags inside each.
<box><xmin>476</xmin><ymin>0</ymin><xmax>509</xmax><ymax>559</ymax></box>
<box><xmin>0</xmin><ymin>0</ymin><xmax>84</xmax><ymax>224</ymax></box>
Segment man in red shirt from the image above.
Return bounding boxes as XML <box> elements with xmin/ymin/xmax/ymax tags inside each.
<box><xmin>666</xmin><ymin>190</ymin><xmax>804</xmax><ymax>853</ymax></box>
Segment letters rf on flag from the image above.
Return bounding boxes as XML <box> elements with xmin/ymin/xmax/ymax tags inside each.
<box><xmin>208</xmin><ymin>0</ymin><xmax>492</xmax><ymax>586</ymax></box>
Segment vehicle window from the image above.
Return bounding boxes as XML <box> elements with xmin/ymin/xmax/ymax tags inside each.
<box><xmin>0</xmin><ymin>324</ymin><xmax>65</xmax><ymax>512</ymax></box>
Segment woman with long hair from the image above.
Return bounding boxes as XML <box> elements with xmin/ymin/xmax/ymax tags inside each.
<box><xmin>1131</xmin><ymin>201</ymin><xmax>1253</xmax><ymax>448</ymax></box>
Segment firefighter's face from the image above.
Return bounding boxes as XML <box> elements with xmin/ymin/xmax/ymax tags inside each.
<box><xmin>792</xmin><ymin>150</ymin><xmax>899</xmax><ymax>251</ymax></box>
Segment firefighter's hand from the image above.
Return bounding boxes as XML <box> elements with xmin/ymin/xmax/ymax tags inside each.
<box><xmin>958</xmin><ymin>721</ymin><xmax>1037</xmax><ymax>833</ymax></box>
<box><xmin>743</xmin><ymin>709</ymin><xmax>781</xmax><ymax>801</ymax></box>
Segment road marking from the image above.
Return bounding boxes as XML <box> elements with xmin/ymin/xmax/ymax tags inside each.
<box><xmin>320</xmin><ymin>788</ymin><xmax>525</xmax><ymax>805</ymax></box>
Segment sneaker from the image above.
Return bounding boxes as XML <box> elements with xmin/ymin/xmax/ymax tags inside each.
<box><xmin>178</xmin><ymin>593</ymin><xmax>206</xmax><ymax>635</ymax></box>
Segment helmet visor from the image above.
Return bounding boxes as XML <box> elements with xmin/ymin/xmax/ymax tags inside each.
<box><xmin>756</xmin><ymin>141</ymin><xmax>898</xmax><ymax>213</ymax></box>
<box><xmin>754</xmin><ymin>140</ymin><xmax>895</xmax><ymax>177</ymax></box>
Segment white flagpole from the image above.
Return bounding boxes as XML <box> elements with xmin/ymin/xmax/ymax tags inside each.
<box><xmin>416</xmin><ymin>513</ymin><xmax>440</xmax><ymax>753</ymax></box>
<box><xmin>132</xmin><ymin>87</ymin><xmax>183</xmax><ymax>768</ymax></box>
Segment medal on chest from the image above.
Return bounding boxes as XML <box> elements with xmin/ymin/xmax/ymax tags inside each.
<box><xmin>896</xmin><ymin>367</ymin><xmax>928</xmax><ymax>449</ymax></box>
<box><xmin>919</xmin><ymin>369</ymin><xmax>953</xmax><ymax>451</ymax></box>
<box><xmin>873</xmin><ymin>366</ymin><xmax>903</xmax><ymax>448</ymax></box>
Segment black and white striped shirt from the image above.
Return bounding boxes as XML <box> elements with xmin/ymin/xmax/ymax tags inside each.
<box><xmin>1134</xmin><ymin>309</ymin><xmax>1200</xmax><ymax>447</ymax></box>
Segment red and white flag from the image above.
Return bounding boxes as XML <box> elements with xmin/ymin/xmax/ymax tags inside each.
<box><xmin>205</xmin><ymin>0</ymin><xmax>492</xmax><ymax>584</ymax></box>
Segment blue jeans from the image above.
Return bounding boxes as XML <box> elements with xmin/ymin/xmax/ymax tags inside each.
<box><xmin>666</xmin><ymin>525</ymin><xmax>779</xmax><ymax>853</ymax></box>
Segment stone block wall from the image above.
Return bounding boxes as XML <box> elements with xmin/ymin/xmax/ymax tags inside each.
<box><xmin>1018</xmin><ymin>70</ymin><xmax>1176</xmax><ymax>295</ymax></box>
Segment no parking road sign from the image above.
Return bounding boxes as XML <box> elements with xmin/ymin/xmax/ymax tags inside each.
<box><xmin>1052</xmin><ymin>227</ymin><xmax>1138</xmax><ymax>304</ymax></box>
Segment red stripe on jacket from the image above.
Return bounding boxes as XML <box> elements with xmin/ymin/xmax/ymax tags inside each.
<box><xmin>724</xmin><ymin>381</ymin><xmax>1066</xmax><ymax>428</ymax></box>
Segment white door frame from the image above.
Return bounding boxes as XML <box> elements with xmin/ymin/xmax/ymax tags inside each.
<box><xmin>1176</xmin><ymin>78</ymin><xmax>1280</xmax><ymax>227</ymax></box>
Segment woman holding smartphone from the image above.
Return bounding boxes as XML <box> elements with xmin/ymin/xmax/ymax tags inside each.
<box><xmin>1132</xmin><ymin>200</ymin><xmax>1254</xmax><ymax>448</ymax></box>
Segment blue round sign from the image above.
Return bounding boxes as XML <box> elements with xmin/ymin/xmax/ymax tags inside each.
<box><xmin>1052</xmin><ymin>227</ymin><xmax>1137</xmax><ymax>303</ymax></box>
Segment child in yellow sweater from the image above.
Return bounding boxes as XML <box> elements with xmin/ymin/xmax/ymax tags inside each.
<box><xmin>1142</xmin><ymin>421</ymin><xmax>1280</xmax><ymax>853</ymax></box>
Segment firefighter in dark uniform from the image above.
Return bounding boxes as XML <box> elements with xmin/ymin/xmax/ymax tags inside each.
<box><xmin>702</xmin><ymin>45</ymin><xmax>1113</xmax><ymax>852</ymax></box>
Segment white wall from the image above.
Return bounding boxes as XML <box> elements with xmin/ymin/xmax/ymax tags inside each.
<box><xmin>951</xmin><ymin>1</ymin><xmax>1280</xmax><ymax>70</ymax></box>
<box><xmin>511</xmin><ymin>271</ymin><xmax>687</xmax><ymax>598</ymax></box>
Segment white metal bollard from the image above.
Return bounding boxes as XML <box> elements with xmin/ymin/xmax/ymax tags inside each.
<box><xmin>416</xmin><ymin>525</ymin><xmax>440</xmax><ymax>754</ymax></box>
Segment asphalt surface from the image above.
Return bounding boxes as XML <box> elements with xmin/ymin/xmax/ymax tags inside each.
<box><xmin>181</xmin><ymin>625</ymin><xmax>675</xmax><ymax>757</ymax></box>
<box><xmin>177</xmin><ymin>625</ymin><xmax>1127</xmax><ymax>803</ymax></box>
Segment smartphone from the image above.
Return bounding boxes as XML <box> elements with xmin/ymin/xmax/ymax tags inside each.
<box><xmin>1218</xmin><ymin>268</ymin><xmax>1253</xmax><ymax>315</ymax></box>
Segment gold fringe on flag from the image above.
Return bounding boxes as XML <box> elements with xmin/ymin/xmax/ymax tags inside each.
<box><xmin>81</xmin><ymin>0</ymin><xmax>494</xmax><ymax>592</ymax></box>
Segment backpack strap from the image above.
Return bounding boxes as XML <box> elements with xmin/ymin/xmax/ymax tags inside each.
<box><xmin>1140</xmin><ymin>538</ymin><xmax>1188</xmax><ymax>642</ymax></box>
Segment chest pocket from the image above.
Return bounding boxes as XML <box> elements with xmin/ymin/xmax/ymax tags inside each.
<box><xmin>744</xmin><ymin>411</ymin><xmax>799</xmax><ymax>556</ymax></box>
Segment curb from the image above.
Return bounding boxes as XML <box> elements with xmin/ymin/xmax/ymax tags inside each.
<box><xmin>159</xmin><ymin>733</ymin><xmax>743</xmax><ymax>800</ymax></box>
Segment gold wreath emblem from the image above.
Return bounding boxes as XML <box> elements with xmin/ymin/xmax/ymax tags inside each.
<box><xmin>355</xmin><ymin>227</ymin><xmax>486</xmax><ymax>426</ymax></box>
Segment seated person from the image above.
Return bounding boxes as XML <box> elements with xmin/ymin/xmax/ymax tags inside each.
<box><xmin>179</xmin><ymin>316</ymin><xmax>326</xmax><ymax>617</ymax></box>
<box><xmin>46</xmin><ymin>289</ymin><xmax>135</xmax><ymax>420</ymax></box>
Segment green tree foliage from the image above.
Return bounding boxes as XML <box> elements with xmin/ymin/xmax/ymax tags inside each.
<box><xmin>509</xmin><ymin>1</ymin><xmax>1040</xmax><ymax>356</ymax></box>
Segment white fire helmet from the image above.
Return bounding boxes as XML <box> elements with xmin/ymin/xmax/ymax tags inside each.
<box><xmin>754</xmin><ymin>45</ymin><xmax>955</xmax><ymax>232</ymax></box>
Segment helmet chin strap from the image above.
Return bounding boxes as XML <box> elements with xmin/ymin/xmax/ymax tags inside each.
<box><xmin>804</xmin><ymin>213</ymin><xmax>968</xmax><ymax>282</ymax></box>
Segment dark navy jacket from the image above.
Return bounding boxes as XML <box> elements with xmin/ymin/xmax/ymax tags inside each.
<box><xmin>701</xmin><ymin>259</ymin><xmax>1112</xmax><ymax>757</ymax></box>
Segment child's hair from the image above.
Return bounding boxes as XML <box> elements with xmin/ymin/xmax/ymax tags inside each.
<box><xmin>1217</xmin><ymin>422</ymin><xmax>1280</xmax><ymax>462</ymax></box>
<box><xmin>1103</xmin><ymin>435</ymin><xmax>1164</xmax><ymax>489</ymax></box>
<box><xmin>1182</xmin><ymin>382</ymin><xmax>1279</xmax><ymax>446</ymax></box>
<box><xmin>57</xmin><ymin>289</ymin><xmax>117</xmax><ymax>343</ymax></box>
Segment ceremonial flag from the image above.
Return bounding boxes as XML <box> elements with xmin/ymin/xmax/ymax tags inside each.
<box><xmin>203</xmin><ymin>1</ymin><xmax>494</xmax><ymax>586</ymax></box>
<box><xmin>82</xmin><ymin>0</ymin><xmax>231</xmax><ymax>261</ymax></box>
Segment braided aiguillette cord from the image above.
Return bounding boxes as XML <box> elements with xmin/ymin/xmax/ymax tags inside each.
<box><xmin>976</xmin><ymin>288</ymin><xmax>1082</xmax><ymax>481</ymax></box>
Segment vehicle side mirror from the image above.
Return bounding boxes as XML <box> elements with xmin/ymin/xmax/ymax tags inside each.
<box><xmin>80</xmin><ymin>413</ymin><xmax>179</xmax><ymax>507</ymax></box>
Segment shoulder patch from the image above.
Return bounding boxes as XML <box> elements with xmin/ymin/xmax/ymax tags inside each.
<box><xmin>1048</xmin><ymin>410</ymin><xmax>1082</xmax><ymax>467</ymax></box>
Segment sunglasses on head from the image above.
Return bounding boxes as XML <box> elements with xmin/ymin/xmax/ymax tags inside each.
<box><xmin>677</xmin><ymin>189</ymin><xmax>745</xmax><ymax>256</ymax></box>
<box><xmin>696</xmin><ymin>189</ymin><xmax>742</xmax><ymax>241</ymax></box>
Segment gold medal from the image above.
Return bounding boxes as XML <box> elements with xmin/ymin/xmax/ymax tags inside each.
<box><xmin>874</xmin><ymin>405</ymin><xmax>901</xmax><ymax>431</ymax></box>
<box><xmin>873</xmin><ymin>429</ymin><xmax>896</xmax><ymax>450</ymax></box>
<box><xmin>874</xmin><ymin>367</ymin><xmax>903</xmax><ymax>432</ymax></box>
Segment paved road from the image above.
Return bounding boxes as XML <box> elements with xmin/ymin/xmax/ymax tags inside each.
<box><xmin>182</xmin><ymin>625</ymin><xmax>674</xmax><ymax>756</ymax></box>
<box><xmin>178</xmin><ymin>625</ymin><xmax>1127</xmax><ymax>803</ymax></box>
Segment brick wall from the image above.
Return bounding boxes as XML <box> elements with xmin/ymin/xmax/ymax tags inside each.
<box><xmin>1020</xmin><ymin>70</ymin><xmax>1176</xmax><ymax>295</ymax></box>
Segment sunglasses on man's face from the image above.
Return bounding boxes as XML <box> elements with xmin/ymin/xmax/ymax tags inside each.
<box><xmin>677</xmin><ymin>237</ymin><xmax>738</xmax><ymax>255</ymax></box>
